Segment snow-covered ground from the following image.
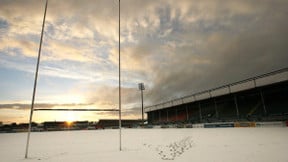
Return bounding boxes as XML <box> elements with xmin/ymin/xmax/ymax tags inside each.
<box><xmin>1</xmin><ymin>128</ymin><xmax>288</xmax><ymax>162</ymax></box>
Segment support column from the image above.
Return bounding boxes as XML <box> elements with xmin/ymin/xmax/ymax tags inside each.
<box><xmin>152</xmin><ymin>111</ymin><xmax>155</xmax><ymax>124</ymax></box>
<box><xmin>198</xmin><ymin>102</ymin><xmax>202</xmax><ymax>122</ymax></box>
<box><xmin>166</xmin><ymin>109</ymin><xmax>169</xmax><ymax>122</ymax></box>
<box><xmin>214</xmin><ymin>99</ymin><xmax>219</xmax><ymax>118</ymax></box>
<box><xmin>141</xmin><ymin>88</ymin><xmax>144</xmax><ymax>124</ymax></box>
<box><xmin>260</xmin><ymin>90</ymin><xmax>267</xmax><ymax>115</ymax></box>
<box><xmin>234</xmin><ymin>95</ymin><xmax>239</xmax><ymax>119</ymax></box>
<box><xmin>186</xmin><ymin>104</ymin><xmax>189</xmax><ymax>121</ymax></box>
<box><xmin>175</xmin><ymin>108</ymin><xmax>178</xmax><ymax>121</ymax></box>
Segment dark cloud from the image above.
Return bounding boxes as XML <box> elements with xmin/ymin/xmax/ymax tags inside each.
<box><xmin>119</xmin><ymin>0</ymin><xmax>288</xmax><ymax>106</ymax></box>
<box><xmin>86</xmin><ymin>85</ymin><xmax>141</xmax><ymax>109</ymax></box>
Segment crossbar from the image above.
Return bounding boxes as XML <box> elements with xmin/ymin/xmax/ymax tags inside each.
<box><xmin>34</xmin><ymin>108</ymin><xmax>119</xmax><ymax>111</ymax></box>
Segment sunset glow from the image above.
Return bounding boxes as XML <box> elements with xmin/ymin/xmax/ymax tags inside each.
<box><xmin>64</xmin><ymin>112</ymin><xmax>76</xmax><ymax>123</ymax></box>
<box><xmin>1</xmin><ymin>0</ymin><xmax>288</xmax><ymax>124</ymax></box>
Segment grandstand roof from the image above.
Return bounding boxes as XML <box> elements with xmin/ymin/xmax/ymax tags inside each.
<box><xmin>145</xmin><ymin>67</ymin><xmax>288</xmax><ymax>113</ymax></box>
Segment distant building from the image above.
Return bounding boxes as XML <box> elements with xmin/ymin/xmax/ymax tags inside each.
<box><xmin>0</xmin><ymin>122</ymin><xmax>38</xmax><ymax>133</ymax></box>
<box><xmin>43</xmin><ymin>121</ymin><xmax>66</xmax><ymax>131</ymax></box>
<box><xmin>42</xmin><ymin>121</ymin><xmax>90</xmax><ymax>131</ymax></box>
<box><xmin>74</xmin><ymin>121</ymin><xmax>89</xmax><ymax>130</ymax></box>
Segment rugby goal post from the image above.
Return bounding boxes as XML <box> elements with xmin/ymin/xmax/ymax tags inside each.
<box><xmin>25</xmin><ymin>0</ymin><xmax>122</xmax><ymax>158</ymax></box>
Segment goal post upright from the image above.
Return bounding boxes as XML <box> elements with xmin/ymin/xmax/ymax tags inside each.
<box><xmin>25</xmin><ymin>0</ymin><xmax>48</xmax><ymax>159</ymax></box>
<box><xmin>25</xmin><ymin>0</ymin><xmax>123</xmax><ymax>158</ymax></box>
<box><xmin>118</xmin><ymin>0</ymin><xmax>122</xmax><ymax>151</ymax></box>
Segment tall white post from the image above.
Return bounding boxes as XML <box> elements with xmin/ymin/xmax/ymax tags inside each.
<box><xmin>25</xmin><ymin>0</ymin><xmax>48</xmax><ymax>159</ymax></box>
<box><xmin>118</xmin><ymin>0</ymin><xmax>122</xmax><ymax>151</ymax></box>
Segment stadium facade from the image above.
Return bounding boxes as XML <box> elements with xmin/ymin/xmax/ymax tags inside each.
<box><xmin>145</xmin><ymin>68</ymin><xmax>288</xmax><ymax>125</ymax></box>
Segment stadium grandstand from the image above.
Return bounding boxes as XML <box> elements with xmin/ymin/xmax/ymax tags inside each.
<box><xmin>145</xmin><ymin>68</ymin><xmax>288</xmax><ymax>125</ymax></box>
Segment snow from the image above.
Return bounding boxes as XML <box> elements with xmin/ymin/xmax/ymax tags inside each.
<box><xmin>1</xmin><ymin>128</ymin><xmax>288</xmax><ymax>162</ymax></box>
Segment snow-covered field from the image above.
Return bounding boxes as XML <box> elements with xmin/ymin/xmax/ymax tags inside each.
<box><xmin>1</xmin><ymin>128</ymin><xmax>288</xmax><ymax>162</ymax></box>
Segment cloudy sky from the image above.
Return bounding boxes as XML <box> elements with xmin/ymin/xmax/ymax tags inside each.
<box><xmin>0</xmin><ymin>0</ymin><xmax>287</xmax><ymax>124</ymax></box>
